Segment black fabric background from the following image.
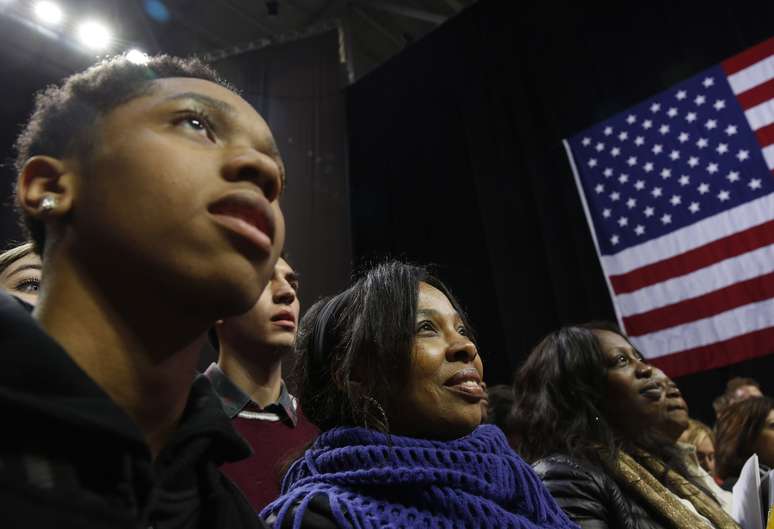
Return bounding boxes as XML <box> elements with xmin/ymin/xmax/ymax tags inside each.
<box><xmin>346</xmin><ymin>0</ymin><xmax>774</xmax><ymax>425</ymax></box>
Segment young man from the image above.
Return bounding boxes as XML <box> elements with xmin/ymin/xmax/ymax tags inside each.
<box><xmin>1</xmin><ymin>55</ymin><xmax>285</xmax><ymax>528</ymax></box>
<box><xmin>206</xmin><ymin>256</ymin><xmax>319</xmax><ymax>511</ymax></box>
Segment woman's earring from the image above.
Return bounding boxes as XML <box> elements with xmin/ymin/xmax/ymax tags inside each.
<box><xmin>39</xmin><ymin>195</ymin><xmax>58</xmax><ymax>213</ymax></box>
<box><xmin>362</xmin><ymin>395</ymin><xmax>390</xmax><ymax>432</ymax></box>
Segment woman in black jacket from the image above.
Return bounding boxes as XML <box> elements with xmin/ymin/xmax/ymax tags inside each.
<box><xmin>510</xmin><ymin>323</ymin><xmax>740</xmax><ymax>529</ymax></box>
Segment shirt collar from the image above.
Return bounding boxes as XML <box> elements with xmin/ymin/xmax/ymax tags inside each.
<box><xmin>203</xmin><ymin>362</ymin><xmax>298</xmax><ymax>426</ymax></box>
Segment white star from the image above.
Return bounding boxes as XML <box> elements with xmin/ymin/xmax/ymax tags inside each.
<box><xmin>634</xmin><ymin>136</ymin><xmax>645</xmax><ymax>146</ymax></box>
<box><xmin>661</xmin><ymin>214</ymin><xmax>672</xmax><ymax>225</ymax></box>
<box><xmin>669</xmin><ymin>150</ymin><xmax>680</xmax><ymax>160</ymax></box>
<box><xmin>702</xmin><ymin>77</ymin><xmax>715</xmax><ymax>87</ymax></box>
<box><xmin>610</xmin><ymin>191</ymin><xmax>620</xmax><ymax>201</ymax></box>
<box><xmin>611</xmin><ymin>234</ymin><xmax>620</xmax><ymax>245</ymax></box>
<box><xmin>618</xmin><ymin>173</ymin><xmax>629</xmax><ymax>184</ymax></box>
<box><xmin>644</xmin><ymin>206</ymin><xmax>655</xmax><ymax>217</ymax></box>
<box><xmin>667</xmin><ymin>107</ymin><xmax>678</xmax><ymax>118</ymax></box>
<box><xmin>634</xmin><ymin>225</ymin><xmax>645</xmax><ymax>235</ymax></box>
<box><xmin>737</xmin><ymin>149</ymin><xmax>749</xmax><ymax>161</ymax></box>
<box><xmin>694</xmin><ymin>94</ymin><xmax>706</xmax><ymax>106</ymax></box>
<box><xmin>603</xmin><ymin>168</ymin><xmax>613</xmax><ymax>177</ymax></box>
<box><xmin>716</xmin><ymin>143</ymin><xmax>728</xmax><ymax>154</ymax></box>
<box><xmin>595</xmin><ymin>183</ymin><xmax>605</xmax><ymax>193</ymax></box>
<box><xmin>604</xmin><ymin>126</ymin><xmax>613</xmax><ymax>136</ymax></box>
<box><xmin>618</xmin><ymin>131</ymin><xmax>629</xmax><ymax>141</ymax></box>
<box><xmin>626</xmin><ymin>114</ymin><xmax>637</xmax><ymax>124</ymax></box>
<box><xmin>650</xmin><ymin>103</ymin><xmax>661</xmax><ymax>113</ymax></box>
<box><xmin>678</xmin><ymin>132</ymin><xmax>690</xmax><ymax>143</ymax></box>
<box><xmin>705</xmin><ymin>119</ymin><xmax>717</xmax><ymax>130</ymax></box>
<box><xmin>749</xmin><ymin>178</ymin><xmax>762</xmax><ymax>190</ymax></box>
<box><xmin>651</xmin><ymin>187</ymin><xmax>662</xmax><ymax>198</ymax></box>
<box><xmin>678</xmin><ymin>175</ymin><xmax>690</xmax><ymax>186</ymax></box>
<box><xmin>696</xmin><ymin>138</ymin><xmax>708</xmax><ymax>149</ymax></box>
<box><xmin>686</xmin><ymin>112</ymin><xmax>697</xmax><ymax>123</ymax></box>
<box><xmin>596</xmin><ymin>142</ymin><xmax>605</xmax><ymax>151</ymax></box>
<box><xmin>707</xmin><ymin>162</ymin><xmax>719</xmax><ymax>174</ymax></box>
<box><xmin>698</xmin><ymin>182</ymin><xmax>710</xmax><ymax>194</ymax></box>
<box><xmin>627</xmin><ymin>156</ymin><xmax>638</xmax><ymax>166</ymax></box>
<box><xmin>618</xmin><ymin>216</ymin><xmax>628</xmax><ymax>227</ymax></box>
<box><xmin>643</xmin><ymin>162</ymin><xmax>654</xmax><ymax>173</ymax></box>
<box><xmin>726</xmin><ymin>171</ymin><xmax>740</xmax><ymax>183</ymax></box>
<box><xmin>602</xmin><ymin>208</ymin><xmax>611</xmax><ymax>218</ymax></box>
<box><xmin>588</xmin><ymin>158</ymin><xmax>598</xmax><ymax>167</ymax></box>
<box><xmin>610</xmin><ymin>147</ymin><xmax>621</xmax><ymax>157</ymax></box>
<box><xmin>725</xmin><ymin>125</ymin><xmax>738</xmax><ymax>136</ymax></box>
<box><xmin>582</xmin><ymin>137</ymin><xmax>591</xmax><ymax>146</ymax></box>
<box><xmin>626</xmin><ymin>198</ymin><xmax>637</xmax><ymax>209</ymax></box>
<box><xmin>670</xmin><ymin>194</ymin><xmax>682</xmax><ymax>206</ymax></box>
<box><xmin>718</xmin><ymin>190</ymin><xmax>730</xmax><ymax>202</ymax></box>
<box><xmin>659</xmin><ymin>124</ymin><xmax>670</xmax><ymax>135</ymax></box>
<box><xmin>689</xmin><ymin>201</ymin><xmax>700</xmax><ymax>213</ymax></box>
<box><xmin>661</xmin><ymin>168</ymin><xmax>672</xmax><ymax>179</ymax></box>
<box><xmin>688</xmin><ymin>156</ymin><xmax>699</xmax><ymax>167</ymax></box>
<box><xmin>652</xmin><ymin>144</ymin><xmax>663</xmax><ymax>155</ymax></box>
<box><xmin>642</xmin><ymin>119</ymin><xmax>653</xmax><ymax>129</ymax></box>
<box><xmin>676</xmin><ymin>90</ymin><xmax>687</xmax><ymax>100</ymax></box>
<box><xmin>714</xmin><ymin>99</ymin><xmax>726</xmax><ymax>111</ymax></box>
<box><xmin>634</xmin><ymin>180</ymin><xmax>645</xmax><ymax>190</ymax></box>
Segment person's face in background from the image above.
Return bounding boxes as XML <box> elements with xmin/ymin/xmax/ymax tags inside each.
<box><xmin>732</xmin><ymin>384</ymin><xmax>763</xmax><ymax>404</ymax></box>
<box><xmin>753</xmin><ymin>409</ymin><xmax>774</xmax><ymax>468</ymax></box>
<box><xmin>695</xmin><ymin>433</ymin><xmax>716</xmax><ymax>475</ymax></box>
<box><xmin>216</xmin><ymin>257</ymin><xmax>300</xmax><ymax>356</ymax></box>
<box><xmin>597</xmin><ymin>330</ymin><xmax>689</xmax><ymax>442</ymax></box>
<box><xmin>0</xmin><ymin>252</ymin><xmax>42</xmax><ymax>306</ymax></box>
<box><xmin>388</xmin><ymin>282</ymin><xmax>485</xmax><ymax>440</ymax></box>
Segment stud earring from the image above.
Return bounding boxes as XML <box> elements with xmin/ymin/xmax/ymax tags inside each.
<box><xmin>39</xmin><ymin>195</ymin><xmax>57</xmax><ymax>213</ymax></box>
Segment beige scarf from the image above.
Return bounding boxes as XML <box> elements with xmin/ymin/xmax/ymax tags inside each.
<box><xmin>607</xmin><ymin>448</ymin><xmax>740</xmax><ymax>529</ymax></box>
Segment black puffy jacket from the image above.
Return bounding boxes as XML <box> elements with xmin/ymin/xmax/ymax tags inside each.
<box><xmin>533</xmin><ymin>455</ymin><xmax>671</xmax><ymax>529</ymax></box>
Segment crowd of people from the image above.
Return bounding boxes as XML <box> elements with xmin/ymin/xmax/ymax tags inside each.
<box><xmin>0</xmin><ymin>53</ymin><xmax>771</xmax><ymax>529</ymax></box>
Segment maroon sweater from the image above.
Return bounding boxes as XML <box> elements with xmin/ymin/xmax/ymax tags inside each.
<box><xmin>220</xmin><ymin>406</ymin><xmax>319</xmax><ymax>511</ymax></box>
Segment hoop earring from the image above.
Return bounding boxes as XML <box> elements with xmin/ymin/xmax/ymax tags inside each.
<box><xmin>362</xmin><ymin>395</ymin><xmax>390</xmax><ymax>433</ymax></box>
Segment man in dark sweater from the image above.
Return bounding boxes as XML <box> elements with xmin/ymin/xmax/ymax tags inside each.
<box><xmin>206</xmin><ymin>257</ymin><xmax>319</xmax><ymax>511</ymax></box>
<box><xmin>2</xmin><ymin>54</ymin><xmax>286</xmax><ymax>528</ymax></box>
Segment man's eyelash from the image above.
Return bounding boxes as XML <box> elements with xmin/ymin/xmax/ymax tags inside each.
<box><xmin>175</xmin><ymin>109</ymin><xmax>216</xmax><ymax>134</ymax></box>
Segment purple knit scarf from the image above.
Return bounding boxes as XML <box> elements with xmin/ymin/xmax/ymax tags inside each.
<box><xmin>261</xmin><ymin>425</ymin><xmax>579</xmax><ymax>529</ymax></box>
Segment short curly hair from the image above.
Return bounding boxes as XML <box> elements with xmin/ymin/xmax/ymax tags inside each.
<box><xmin>14</xmin><ymin>54</ymin><xmax>233</xmax><ymax>254</ymax></box>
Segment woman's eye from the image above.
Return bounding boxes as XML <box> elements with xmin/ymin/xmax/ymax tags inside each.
<box><xmin>615</xmin><ymin>354</ymin><xmax>629</xmax><ymax>366</ymax></box>
<box><xmin>417</xmin><ymin>321</ymin><xmax>435</xmax><ymax>333</ymax></box>
<box><xmin>457</xmin><ymin>326</ymin><xmax>467</xmax><ymax>336</ymax></box>
<box><xmin>15</xmin><ymin>278</ymin><xmax>40</xmax><ymax>293</ymax></box>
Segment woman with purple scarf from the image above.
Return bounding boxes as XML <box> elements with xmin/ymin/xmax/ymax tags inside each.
<box><xmin>262</xmin><ymin>261</ymin><xmax>579</xmax><ymax>529</ymax></box>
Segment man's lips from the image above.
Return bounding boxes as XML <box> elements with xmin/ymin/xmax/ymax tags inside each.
<box><xmin>208</xmin><ymin>191</ymin><xmax>276</xmax><ymax>253</ymax></box>
<box><xmin>444</xmin><ymin>367</ymin><xmax>484</xmax><ymax>399</ymax></box>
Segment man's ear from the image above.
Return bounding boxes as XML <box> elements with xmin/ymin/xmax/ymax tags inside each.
<box><xmin>17</xmin><ymin>155</ymin><xmax>76</xmax><ymax>218</ymax></box>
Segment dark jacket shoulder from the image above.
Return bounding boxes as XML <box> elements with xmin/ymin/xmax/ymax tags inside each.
<box><xmin>534</xmin><ymin>454</ymin><xmax>668</xmax><ymax>529</ymax></box>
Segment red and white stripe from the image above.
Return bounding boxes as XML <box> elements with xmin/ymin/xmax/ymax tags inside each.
<box><xmin>569</xmin><ymin>37</ymin><xmax>774</xmax><ymax>378</ymax></box>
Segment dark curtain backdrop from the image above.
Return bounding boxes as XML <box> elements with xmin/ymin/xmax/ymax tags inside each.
<box><xmin>347</xmin><ymin>0</ymin><xmax>774</xmax><ymax>425</ymax></box>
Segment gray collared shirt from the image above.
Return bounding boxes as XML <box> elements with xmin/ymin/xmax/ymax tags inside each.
<box><xmin>203</xmin><ymin>362</ymin><xmax>298</xmax><ymax>426</ymax></box>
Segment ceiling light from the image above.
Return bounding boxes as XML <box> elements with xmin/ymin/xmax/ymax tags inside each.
<box><xmin>77</xmin><ymin>20</ymin><xmax>112</xmax><ymax>51</ymax></box>
<box><xmin>33</xmin><ymin>1</ymin><xmax>64</xmax><ymax>25</ymax></box>
<box><xmin>126</xmin><ymin>48</ymin><xmax>149</xmax><ymax>64</ymax></box>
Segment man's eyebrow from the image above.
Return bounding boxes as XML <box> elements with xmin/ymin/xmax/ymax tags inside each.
<box><xmin>164</xmin><ymin>92</ymin><xmax>236</xmax><ymax>116</ymax></box>
<box><xmin>6</xmin><ymin>264</ymin><xmax>41</xmax><ymax>280</ymax></box>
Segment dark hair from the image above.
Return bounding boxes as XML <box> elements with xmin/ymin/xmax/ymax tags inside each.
<box><xmin>715</xmin><ymin>396</ymin><xmax>774</xmax><ymax>480</ymax></box>
<box><xmin>295</xmin><ymin>260</ymin><xmax>474</xmax><ymax>432</ymax></box>
<box><xmin>14</xmin><ymin>54</ymin><xmax>232</xmax><ymax>253</ymax></box>
<box><xmin>484</xmin><ymin>384</ymin><xmax>516</xmax><ymax>432</ymax></box>
<box><xmin>713</xmin><ymin>377</ymin><xmax>762</xmax><ymax>415</ymax></box>
<box><xmin>510</xmin><ymin>323</ymin><xmax>714</xmax><ymax>497</ymax></box>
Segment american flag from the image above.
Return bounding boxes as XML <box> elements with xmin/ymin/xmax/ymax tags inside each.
<box><xmin>564</xmin><ymin>37</ymin><xmax>774</xmax><ymax>377</ymax></box>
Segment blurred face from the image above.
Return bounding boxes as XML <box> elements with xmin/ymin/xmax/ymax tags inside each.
<box><xmin>68</xmin><ymin>77</ymin><xmax>285</xmax><ymax>316</ymax></box>
<box><xmin>597</xmin><ymin>330</ymin><xmax>689</xmax><ymax>441</ymax></box>
<box><xmin>732</xmin><ymin>384</ymin><xmax>763</xmax><ymax>404</ymax></box>
<box><xmin>696</xmin><ymin>434</ymin><xmax>716</xmax><ymax>475</ymax></box>
<box><xmin>0</xmin><ymin>252</ymin><xmax>41</xmax><ymax>306</ymax></box>
<box><xmin>388</xmin><ymin>282</ymin><xmax>484</xmax><ymax>440</ymax></box>
<box><xmin>217</xmin><ymin>258</ymin><xmax>299</xmax><ymax>354</ymax></box>
<box><xmin>753</xmin><ymin>409</ymin><xmax>774</xmax><ymax>468</ymax></box>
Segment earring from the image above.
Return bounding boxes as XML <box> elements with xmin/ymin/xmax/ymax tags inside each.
<box><xmin>39</xmin><ymin>195</ymin><xmax>57</xmax><ymax>213</ymax></box>
<box><xmin>362</xmin><ymin>395</ymin><xmax>390</xmax><ymax>432</ymax></box>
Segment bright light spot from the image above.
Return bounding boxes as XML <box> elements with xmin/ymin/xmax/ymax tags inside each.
<box><xmin>126</xmin><ymin>49</ymin><xmax>149</xmax><ymax>64</ymax></box>
<box><xmin>34</xmin><ymin>1</ymin><xmax>64</xmax><ymax>25</ymax></box>
<box><xmin>77</xmin><ymin>20</ymin><xmax>112</xmax><ymax>51</ymax></box>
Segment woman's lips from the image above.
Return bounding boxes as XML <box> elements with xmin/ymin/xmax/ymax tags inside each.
<box><xmin>639</xmin><ymin>381</ymin><xmax>664</xmax><ymax>400</ymax></box>
<box><xmin>444</xmin><ymin>367</ymin><xmax>484</xmax><ymax>400</ymax></box>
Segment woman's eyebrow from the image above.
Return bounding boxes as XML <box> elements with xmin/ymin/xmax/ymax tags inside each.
<box><xmin>5</xmin><ymin>264</ymin><xmax>41</xmax><ymax>280</ymax></box>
